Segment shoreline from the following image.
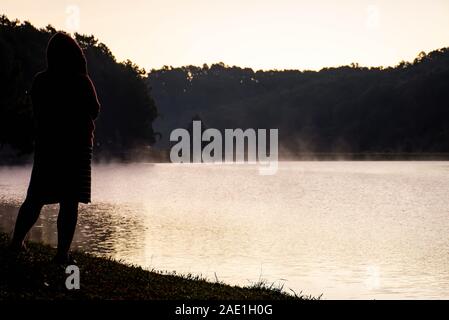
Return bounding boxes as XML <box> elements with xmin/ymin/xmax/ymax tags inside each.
<box><xmin>2</xmin><ymin>147</ymin><xmax>449</xmax><ymax>166</ymax></box>
<box><xmin>2</xmin><ymin>154</ymin><xmax>449</xmax><ymax>167</ymax></box>
<box><xmin>0</xmin><ymin>233</ymin><xmax>313</xmax><ymax>300</ymax></box>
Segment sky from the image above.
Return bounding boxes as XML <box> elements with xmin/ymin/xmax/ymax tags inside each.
<box><xmin>2</xmin><ymin>0</ymin><xmax>449</xmax><ymax>71</ymax></box>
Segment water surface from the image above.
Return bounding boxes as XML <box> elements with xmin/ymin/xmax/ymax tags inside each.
<box><xmin>1</xmin><ymin>161</ymin><xmax>449</xmax><ymax>299</ymax></box>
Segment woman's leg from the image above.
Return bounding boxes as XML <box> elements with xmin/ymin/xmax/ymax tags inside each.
<box><xmin>56</xmin><ymin>200</ymin><xmax>79</xmax><ymax>259</ymax></box>
<box><xmin>11</xmin><ymin>197</ymin><xmax>43</xmax><ymax>249</ymax></box>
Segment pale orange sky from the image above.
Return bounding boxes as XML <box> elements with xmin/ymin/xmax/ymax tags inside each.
<box><xmin>2</xmin><ymin>0</ymin><xmax>449</xmax><ymax>71</ymax></box>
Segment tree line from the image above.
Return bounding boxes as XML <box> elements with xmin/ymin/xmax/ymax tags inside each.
<box><xmin>148</xmin><ymin>50</ymin><xmax>449</xmax><ymax>156</ymax></box>
<box><xmin>2</xmin><ymin>15</ymin><xmax>449</xmax><ymax>162</ymax></box>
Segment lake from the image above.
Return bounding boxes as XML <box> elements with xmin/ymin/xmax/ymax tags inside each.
<box><xmin>1</xmin><ymin>161</ymin><xmax>449</xmax><ymax>299</ymax></box>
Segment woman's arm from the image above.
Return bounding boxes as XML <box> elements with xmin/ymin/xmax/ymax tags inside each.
<box><xmin>83</xmin><ymin>75</ymin><xmax>101</xmax><ymax>120</ymax></box>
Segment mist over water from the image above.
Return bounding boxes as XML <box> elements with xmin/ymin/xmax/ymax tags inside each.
<box><xmin>1</xmin><ymin>161</ymin><xmax>449</xmax><ymax>299</ymax></box>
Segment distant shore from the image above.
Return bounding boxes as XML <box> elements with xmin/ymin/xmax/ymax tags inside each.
<box><xmin>2</xmin><ymin>149</ymin><xmax>449</xmax><ymax>166</ymax></box>
<box><xmin>0</xmin><ymin>233</ymin><xmax>311</xmax><ymax>300</ymax></box>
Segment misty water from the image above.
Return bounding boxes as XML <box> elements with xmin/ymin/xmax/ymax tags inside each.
<box><xmin>1</xmin><ymin>161</ymin><xmax>449</xmax><ymax>299</ymax></box>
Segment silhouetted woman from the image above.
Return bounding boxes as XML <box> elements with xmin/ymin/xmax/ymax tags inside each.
<box><xmin>10</xmin><ymin>32</ymin><xmax>100</xmax><ymax>263</ymax></box>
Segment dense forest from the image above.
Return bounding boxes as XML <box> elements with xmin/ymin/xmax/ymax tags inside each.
<box><xmin>1</xmin><ymin>15</ymin><xmax>449</xmax><ymax>162</ymax></box>
<box><xmin>0</xmin><ymin>16</ymin><xmax>158</xmax><ymax>161</ymax></box>
<box><xmin>149</xmin><ymin>50</ymin><xmax>449</xmax><ymax>156</ymax></box>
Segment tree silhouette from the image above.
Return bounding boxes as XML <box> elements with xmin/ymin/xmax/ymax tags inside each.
<box><xmin>0</xmin><ymin>15</ymin><xmax>158</xmax><ymax>160</ymax></box>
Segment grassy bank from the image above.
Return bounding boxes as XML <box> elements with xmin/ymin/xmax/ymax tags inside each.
<box><xmin>0</xmin><ymin>233</ymin><xmax>312</xmax><ymax>300</ymax></box>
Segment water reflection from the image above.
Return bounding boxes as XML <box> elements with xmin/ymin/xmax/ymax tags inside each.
<box><xmin>0</xmin><ymin>202</ymin><xmax>147</xmax><ymax>259</ymax></box>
